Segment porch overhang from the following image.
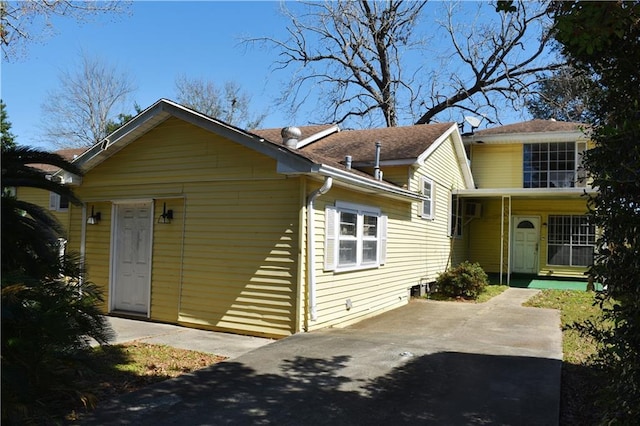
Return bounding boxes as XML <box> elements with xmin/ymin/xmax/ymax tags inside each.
<box><xmin>454</xmin><ymin>187</ymin><xmax>596</xmax><ymax>198</ymax></box>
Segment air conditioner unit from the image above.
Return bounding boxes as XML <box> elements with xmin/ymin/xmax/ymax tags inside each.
<box><xmin>464</xmin><ymin>202</ymin><xmax>482</xmax><ymax>219</ymax></box>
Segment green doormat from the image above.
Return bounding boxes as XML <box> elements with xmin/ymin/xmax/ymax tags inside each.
<box><xmin>491</xmin><ymin>274</ymin><xmax>603</xmax><ymax>291</ymax></box>
<box><xmin>527</xmin><ymin>279</ymin><xmax>603</xmax><ymax>291</ymax></box>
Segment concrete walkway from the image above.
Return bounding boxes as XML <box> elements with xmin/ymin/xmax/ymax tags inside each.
<box><xmin>83</xmin><ymin>288</ymin><xmax>562</xmax><ymax>425</ymax></box>
<box><xmin>102</xmin><ymin>316</ymin><xmax>274</xmax><ymax>359</ymax></box>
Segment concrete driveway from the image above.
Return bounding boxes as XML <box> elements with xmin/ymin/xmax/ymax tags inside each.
<box><xmin>82</xmin><ymin>288</ymin><xmax>562</xmax><ymax>425</ymax></box>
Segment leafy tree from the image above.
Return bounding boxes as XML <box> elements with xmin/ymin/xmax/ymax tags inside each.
<box><xmin>0</xmin><ymin>0</ymin><xmax>130</xmax><ymax>60</ymax></box>
<box><xmin>175</xmin><ymin>76</ymin><xmax>266</xmax><ymax>129</ymax></box>
<box><xmin>1</xmin><ymin>145</ymin><xmax>113</xmax><ymax>422</ymax></box>
<box><xmin>104</xmin><ymin>102</ymin><xmax>143</xmax><ymax>135</ymax></box>
<box><xmin>247</xmin><ymin>0</ymin><xmax>559</xmax><ymax>127</ymax></box>
<box><xmin>40</xmin><ymin>51</ymin><xmax>137</xmax><ymax>148</ymax></box>
<box><xmin>0</xmin><ymin>99</ymin><xmax>15</xmax><ymax>149</ymax></box>
<box><xmin>552</xmin><ymin>1</ymin><xmax>640</xmax><ymax>422</ymax></box>
<box><xmin>526</xmin><ymin>64</ymin><xmax>598</xmax><ymax>122</ymax></box>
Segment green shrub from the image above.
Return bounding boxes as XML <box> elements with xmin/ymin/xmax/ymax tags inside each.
<box><xmin>435</xmin><ymin>261</ymin><xmax>488</xmax><ymax>300</ymax></box>
<box><xmin>1</xmin><ymin>254</ymin><xmax>113</xmax><ymax>424</ymax></box>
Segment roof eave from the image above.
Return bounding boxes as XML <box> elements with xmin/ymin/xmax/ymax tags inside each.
<box><xmin>463</xmin><ymin>129</ymin><xmax>590</xmax><ymax>145</ymax></box>
<box><xmin>68</xmin><ymin>99</ymin><xmax>314</xmax><ymax>174</ymax></box>
<box><xmin>316</xmin><ymin>164</ymin><xmax>425</xmax><ymax>202</ymax></box>
<box><xmin>454</xmin><ymin>187</ymin><xmax>597</xmax><ymax>198</ymax></box>
<box><xmin>415</xmin><ymin>123</ymin><xmax>475</xmax><ymax>189</ymax></box>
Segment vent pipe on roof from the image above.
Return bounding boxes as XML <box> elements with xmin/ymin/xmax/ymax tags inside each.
<box><xmin>345</xmin><ymin>155</ymin><xmax>352</xmax><ymax>170</ymax></box>
<box><xmin>374</xmin><ymin>141</ymin><xmax>382</xmax><ymax>180</ymax></box>
<box><xmin>281</xmin><ymin>126</ymin><xmax>302</xmax><ymax>148</ymax></box>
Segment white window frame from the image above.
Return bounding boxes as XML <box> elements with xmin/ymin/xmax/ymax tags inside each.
<box><xmin>420</xmin><ymin>176</ymin><xmax>435</xmax><ymax>220</ymax></box>
<box><xmin>324</xmin><ymin>201</ymin><xmax>387</xmax><ymax>272</ymax></box>
<box><xmin>449</xmin><ymin>194</ymin><xmax>462</xmax><ymax>238</ymax></box>
<box><xmin>523</xmin><ymin>142</ymin><xmax>578</xmax><ymax>189</ymax></box>
<box><xmin>547</xmin><ymin>215</ymin><xmax>595</xmax><ymax>267</ymax></box>
<box><xmin>49</xmin><ymin>192</ymin><xmax>69</xmax><ymax>212</ymax></box>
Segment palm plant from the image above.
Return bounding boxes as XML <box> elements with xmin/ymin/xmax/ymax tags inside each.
<box><xmin>1</xmin><ymin>146</ymin><xmax>82</xmax><ymax>276</ymax></box>
<box><xmin>1</xmin><ymin>145</ymin><xmax>113</xmax><ymax>423</ymax></box>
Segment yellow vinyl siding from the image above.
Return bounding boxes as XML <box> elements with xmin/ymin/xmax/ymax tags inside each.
<box><xmin>16</xmin><ymin>187</ymin><xmax>71</xmax><ymax>234</ymax></box>
<box><xmin>470</xmin><ymin>144</ymin><xmax>522</xmax><ymax>188</ymax></box>
<box><xmin>307</xmin><ymin>135</ymin><xmax>468</xmax><ymax>331</ymax></box>
<box><xmin>464</xmin><ymin>199</ymin><xmax>504</xmax><ymax>273</ymax></box>
<box><xmin>150</xmin><ymin>198</ymin><xmax>183</xmax><ymax>322</ymax></box>
<box><xmin>177</xmin><ymin>180</ymin><xmax>300</xmax><ymax>338</ymax></box>
<box><xmin>311</xmin><ymin>189</ymin><xmax>412</xmax><ymax>331</ymax></box>
<box><xmin>412</xmin><ymin>136</ymin><xmax>468</xmax><ymax>279</ymax></box>
<box><xmin>466</xmin><ymin>197</ymin><xmax>590</xmax><ymax>277</ymax></box>
<box><xmin>379</xmin><ymin>166</ymin><xmax>410</xmax><ymax>187</ymax></box>
<box><xmin>70</xmin><ymin>118</ymin><xmax>302</xmax><ymax>338</ymax></box>
<box><xmin>82</xmin><ymin>202</ymin><xmax>112</xmax><ymax>312</ymax></box>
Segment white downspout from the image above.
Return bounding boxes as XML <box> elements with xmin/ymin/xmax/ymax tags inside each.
<box><xmin>307</xmin><ymin>176</ymin><xmax>333</xmax><ymax>323</ymax></box>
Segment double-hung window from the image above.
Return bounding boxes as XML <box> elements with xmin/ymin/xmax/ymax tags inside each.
<box><xmin>547</xmin><ymin>215</ymin><xmax>595</xmax><ymax>266</ymax></box>
<box><xmin>325</xmin><ymin>201</ymin><xmax>387</xmax><ymax>271</ymax></box>
<box><xmin>421</xmin><ymin>177</ymin><xmax>434</xmax><ymax>219</ymax></box>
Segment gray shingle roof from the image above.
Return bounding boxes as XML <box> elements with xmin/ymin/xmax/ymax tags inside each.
<box><xmin>32</xmin><ymin>148</ymin><xmax>88</xmax><ymax>173</ymax></box>
<box><xmin>254</xmin><ymin>122</ymin><xmax>455</xmax><ymax>164</ymax></box>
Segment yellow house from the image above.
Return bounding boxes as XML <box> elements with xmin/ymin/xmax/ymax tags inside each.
<box><xmin>45</xmin><ymin>99</ymin><xmax>474</xmax><ymax>338</ymax></box>
<box><xmin>16</xmin><ymin>148</ymin><xmax>87</xmax><ymax>235</ymax></box>
<box><xmin>459</xmin><ymin>120</ymin><xmax>595</xmax><ymax>282</ymax></box>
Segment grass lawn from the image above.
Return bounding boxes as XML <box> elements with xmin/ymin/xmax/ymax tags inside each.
<box><xmin>524</xmin><ymin>289</ymin><xmax>606</xmax><ymax>425</ymax></box>
<box><xmin>32</xmin><ymin>342</ymin><xmax>226</xmax><ymax>423</ymax></box>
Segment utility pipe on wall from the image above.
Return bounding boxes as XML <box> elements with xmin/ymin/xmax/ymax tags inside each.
<box><xmin>374</xmin><ymin>141</ymin><xmax>382</xmax><ymax>180</ymax></box>
<box><xmin>307</xmin><ymin>176</ymin><xmax>333</xmax><ymax>322</ymax></box>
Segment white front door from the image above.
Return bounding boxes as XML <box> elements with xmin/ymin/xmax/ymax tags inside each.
<box><xmin>512</xmin><ymin>216</ymin><xmax>540</xmax><ymax>274</ymax></box>
<box><xmin>112</xmin><ymin>203</ymin><xmax>152</xmax><ymax>314</ymax></box>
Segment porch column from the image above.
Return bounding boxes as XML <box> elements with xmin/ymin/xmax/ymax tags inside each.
<box><xmin>500</xmin><ymin>195</ymin><xmax>512</xmax><ymax>285</ymax></box>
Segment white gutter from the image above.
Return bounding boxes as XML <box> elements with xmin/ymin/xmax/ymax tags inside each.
<box><xmin>307</xmin><ymin>176</ymin><xmax>333</xmax><ymax>322</ymax></box>
<box><xmin>317</xmin><ymin>164</ymin><xmax>426</xmax><ymax>202</ymax></box>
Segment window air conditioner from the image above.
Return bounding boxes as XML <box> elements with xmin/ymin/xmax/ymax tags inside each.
<box><xmin>464</xmin><ymin>202</ymin><xmax>482</xmax><ymax>219</ymax></box>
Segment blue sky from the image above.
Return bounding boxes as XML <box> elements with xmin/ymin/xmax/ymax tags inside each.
<box><xmin>2</xmin><ymin>1</ymin><xmax>293</xmax><ymax>149</ymax></box>
<box><xmin>1</xmin><ymin>1</ymin><xmax>542</xmax><ymax>150</ymax></box>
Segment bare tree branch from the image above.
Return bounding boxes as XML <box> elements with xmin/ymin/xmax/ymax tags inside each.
<box><xmin>1</xmin><ymin>1</ymin><xmax>131</xmax><ymax>60</ymax></box>
<box><xmin>174</xmin><ymin>76</ymin><xmax>267</xmax><ymax>129</ymax></box>
<box><xmin>245</xmin><ymin>0</ymin><xmax>426</xmax><ymax>127</ymax></box>
<box><xmin>40</xmin><ymin>51</ymin><xmax>136</xmax><ymax>148</ymax></box>
<box><xmin>245</xmin><ymin>0</ymin><xmax>559</xmax><ymax>128</ymax></box>
<box><xmin>415</xmin><ymin>0</ymin><xmax>561</xmax><ymax>124</ymax></box>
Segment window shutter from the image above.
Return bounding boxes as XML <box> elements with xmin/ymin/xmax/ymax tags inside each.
<box><xmin>420</xmin><ymin>177</ymin><xmax>427</xmax><ymax>217</ymax></box>
<box><xmin>324</xmin><ymin>205</ymin><xmax>337</xmax><ymax>271</ymax></box>
<box><xmin>421</xmin><ymin>177</ymin><xmax>435</xmax><ymax>219</ymax></box>
<box><xmin>379</xmin><ymin>214</ymin><xmax>388</xmax><ymax>265</ymax></box>
<box><xmin>49</xmin><ymin>192</ymin><xmax>59</xmax><ymax>210</ymax></box>
<box><xmin>430</xmin><ymin>184</ymin><xmax>436</xmax><ymax>220</ymax></box>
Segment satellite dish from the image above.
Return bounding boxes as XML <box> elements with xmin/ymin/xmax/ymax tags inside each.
<box><xmin>464</xmin><ymin>116</ymin><xmax>482</xmax><ymax>129</ymax></box>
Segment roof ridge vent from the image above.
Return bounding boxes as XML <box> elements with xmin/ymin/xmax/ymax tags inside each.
<box><xmin>281</xmin><ymin>126</ymin><xmax>302</xmax><ymax>148</ymax></box>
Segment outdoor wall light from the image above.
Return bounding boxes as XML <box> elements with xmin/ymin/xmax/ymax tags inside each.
<box><xmin>87</xmin><ymin>205</ymin><xmax>101</xmax><ymax>225</ymax></box>
<box><xmin>158</xmin><ymin>202</ymin><xmax>173</xmax><ymax>224</ymax></box>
